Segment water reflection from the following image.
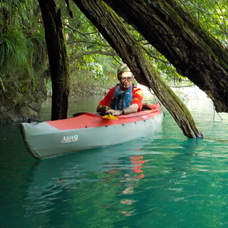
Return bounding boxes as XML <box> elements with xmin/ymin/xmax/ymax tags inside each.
<box><xmin>23</xmin><ymin>139</ymin><xmax>153</xmax><ymax>227</ymax></box>
<box><xmin>40</xmin><ymin>95</ymin><xmax>104</xmax><ymax>120</ymax></box>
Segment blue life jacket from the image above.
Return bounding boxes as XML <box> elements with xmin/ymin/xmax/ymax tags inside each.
<box><xmin>110</xmin><ymin>84</ymin><xmax>135</xmax><ymax>110</ymax></box>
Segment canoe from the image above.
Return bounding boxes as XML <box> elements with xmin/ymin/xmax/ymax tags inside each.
<box><xmin>20</xmin><ymin>103</ymin><xmax>163</xmax><ymax>159</ymax></box>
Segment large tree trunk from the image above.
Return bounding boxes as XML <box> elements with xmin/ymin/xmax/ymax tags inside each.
<box><xmin>102</xmin><ymin>0</ymin><xmax>228</xmax><ymax>113</ymax></box>
<box><xmin>74</xmin><ymin>0</ymin><xmax>203</xmax><ymax>138</ymax></box>
<box><xmin>38</xmin><ymin>0</ymin><xmax>69</xmax><ymax>120</ymax></box>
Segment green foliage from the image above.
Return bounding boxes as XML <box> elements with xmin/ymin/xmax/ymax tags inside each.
<box><xmin>0</xmin><ymin>29</ymin><xmax>30</xmax><ymax>72</ymax></box>
<box><xmin>57</xmin><ymin>3</ymin><xmax>121</xmax><ymax>91</ymax></box>
<box><xmin>180</xmin><ymin>0</ymin><xmax>228</xmax><ymax>45</ymax></box>
<box><xmin>0</xmin><ymin>0</ymin><xmax>47</xmax><ymax>119</ymax></box>
<box><xmin>1</xmin><ymin>0</ymin><xmax>228</xmax><ymax>119</ymax></box>
<box><xmin>70</xmin><ymin>55</ymin><xmax>118</xmax><ymax>95</ymax></box>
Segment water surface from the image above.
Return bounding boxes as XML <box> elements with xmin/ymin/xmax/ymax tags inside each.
<box><xmin>1</xmin><ymin>89</ymin><xmax>228</xmax><ymax>227</ymax></box>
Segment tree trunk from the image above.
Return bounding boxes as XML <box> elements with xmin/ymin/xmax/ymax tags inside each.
<box><xmin>74</xmin><ymin>0</ymin><xmax>203</xmax><ymax>138</ymax></box>
<box><xmin>102</xmin><ymin>0</ymin><xmax>228</xmax><ymax>113</ymax></box>
<box><xmin>38</xmin><ymin>0</ymin><xmax>69</xmax><ymax>120</ymax></box>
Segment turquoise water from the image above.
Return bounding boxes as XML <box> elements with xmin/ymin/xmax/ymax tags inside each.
<box><xmin>1</xmin><ymin>92</ymin><xmax>228</xmax><ymax>227</ymax></box>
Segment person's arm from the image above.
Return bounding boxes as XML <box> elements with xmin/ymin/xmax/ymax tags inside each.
<box><xmin>96</xmin><ymin>104</ymin><xmax>111</xmax><ymax>115</ymax></box>
<box><xmin>121</xmin><ymin>103</ymin><xmax>139</xmax><ymax>114</ymax></box>
<box><xmin>132</xmin><ymin>88</ymin><xmax>144</xmax><ymax>111</ymax></box>
<box><xmin>105</xmin><ymin>103</ymin><xmax>139</xmax><ymax>116</ymax></box>
<box><xmin>96</xmin><ymin>87</ymin><xmax>115</xmax><ymax>115</ymax></box>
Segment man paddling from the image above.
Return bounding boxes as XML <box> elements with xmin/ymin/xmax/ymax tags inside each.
<box><xmin>97</xmin><ymin>64</ymin><xmax>144</xmax><ymax>116</ymax></box>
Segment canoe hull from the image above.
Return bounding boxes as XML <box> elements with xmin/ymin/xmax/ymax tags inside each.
<box><xmin>20</xmin><ymin>103</ymin><xmax>163</xmax><ymax>159</ymax></box>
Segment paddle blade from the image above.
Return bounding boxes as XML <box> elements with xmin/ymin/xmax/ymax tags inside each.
<box><xmin>102</xmin><ymin>114</ymin><xmax>118</xmax><ymax>120</ymax></box>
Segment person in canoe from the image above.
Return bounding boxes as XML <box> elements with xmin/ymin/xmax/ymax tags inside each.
<box><xmin>97</xmin><ymin>63</ymin><xmax>144</xmax><ymax>116</ymax></box>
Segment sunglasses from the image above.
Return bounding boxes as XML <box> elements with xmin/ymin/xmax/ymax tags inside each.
<box><xmin>120</xmin><ymin>76</ymin><xmax>133</xmax><ymax>81</ymax></box>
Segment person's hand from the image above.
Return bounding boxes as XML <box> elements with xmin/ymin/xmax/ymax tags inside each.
<box><xmin>105</xmin><ymin>109</ymin><xmax>122</xmax><ymax>116</ymax></box>
<box><xmin>97</xmin><ymin>105</ymin><xmax>111</xmax><ymax>115</ymax></box>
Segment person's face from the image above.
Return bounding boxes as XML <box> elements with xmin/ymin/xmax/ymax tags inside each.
<box><xmin>119</xmin><ymin>72</ymin><xmax>134</xmax><ymax>89</ymax></box>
